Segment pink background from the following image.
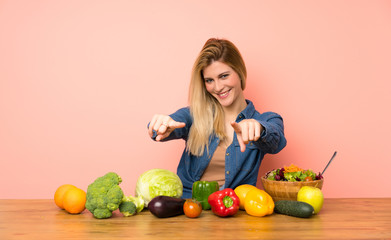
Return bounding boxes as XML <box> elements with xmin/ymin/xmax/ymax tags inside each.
<box><xmin>1</xmin><ymin>1</ymin><xmax>390</xmax><ymax>199</ymax></box>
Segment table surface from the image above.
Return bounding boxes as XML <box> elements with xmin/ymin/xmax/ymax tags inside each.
<box><xmin>0</xmin><ymin>198</ymin><xmax>390</xmax><ymax>239</ymax></box>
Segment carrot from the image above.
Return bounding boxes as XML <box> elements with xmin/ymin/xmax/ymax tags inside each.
<box><xmin>283</xmin><ymin>164</ymin><xmax>303</xmax><ymax>173</ymax></box>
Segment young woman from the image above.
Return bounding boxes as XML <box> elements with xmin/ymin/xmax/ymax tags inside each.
<box><xmin>148</xmin><ymin>38</ymin><xmax>286</xmax><ymax>198</ymax></box>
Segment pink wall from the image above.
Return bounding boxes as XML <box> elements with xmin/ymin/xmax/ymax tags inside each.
<box><xmin>1</xmin><ymin>1</ymin><xmax>390</xmax><ymax>199</ymax></box>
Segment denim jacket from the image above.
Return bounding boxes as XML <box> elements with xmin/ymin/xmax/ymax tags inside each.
<box><xmin>152</xmin><ymin>100</ymin><xmax>286</xmax><ymax>198</ymax></box>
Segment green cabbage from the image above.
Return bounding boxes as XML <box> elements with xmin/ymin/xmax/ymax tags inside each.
<box><xmin>135</xmin><ymin>169</ymin><xmax>183</xmax><ymax>205</ymax></box>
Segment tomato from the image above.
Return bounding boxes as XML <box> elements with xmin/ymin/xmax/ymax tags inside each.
<box><xmin>304</xmin><ymin>176</ymin><xmax>313</xmax><ymax>181</ymax></box>
<box><xmin>183</xmin><ymin>199</ymin><xmax>202</xmax><ymax>218</ymax></box>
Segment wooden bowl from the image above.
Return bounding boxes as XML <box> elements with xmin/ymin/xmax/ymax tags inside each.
<box><xmin>261</xmin><ymin>177</ymin><xmax>324</xmax><ymax>202</ymax></box>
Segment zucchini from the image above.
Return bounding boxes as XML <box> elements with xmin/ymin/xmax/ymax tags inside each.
<box><xmin>274</xmin><ymin>200</ymin><xmax>314</xmax><ymax>218</ymax></box>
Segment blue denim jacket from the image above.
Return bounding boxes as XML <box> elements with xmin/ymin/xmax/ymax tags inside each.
<box><xmin>152</xmin><ymin>100</ymin><xmax>286</xmax><ymax>198</ymax></box>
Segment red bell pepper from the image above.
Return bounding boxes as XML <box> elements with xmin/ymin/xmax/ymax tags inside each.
<box><xmin>208</xmin><ymin>188</ymin><xmax>240</xmax><ymax>217</ymax></box>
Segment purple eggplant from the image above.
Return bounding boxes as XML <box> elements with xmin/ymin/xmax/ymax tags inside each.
<box><xmin>148</xmin><ymin>196</ymin><xmax>185</xmax><ymax>218</ymax></box>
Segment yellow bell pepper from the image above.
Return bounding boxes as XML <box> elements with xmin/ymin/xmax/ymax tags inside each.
<box><xmin>244</xmin><ymin>188</ymin><xmax>274</xmax><ymax>217</ymax></box>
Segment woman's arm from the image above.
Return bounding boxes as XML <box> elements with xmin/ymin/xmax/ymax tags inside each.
<box><xmin>231</xmin><ymin>112</ymin><xmax>286</xmax><ymax>154</ymax></box>
<box><xmin>254</xmin><ymin>112</ymin><xmax>286</xmax><ymax>154</ymax></box>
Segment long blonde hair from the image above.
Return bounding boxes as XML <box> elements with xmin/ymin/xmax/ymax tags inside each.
<box><xmin>187</xmin><ymin>38</ymin><xmax>247</xmax><ymax>156</ymax></box>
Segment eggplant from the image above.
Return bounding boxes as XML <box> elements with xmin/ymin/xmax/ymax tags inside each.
<box><xmin>148</xmin><ymin>196</ymin><xmax>185</xmax><ymax>218</ymax></box>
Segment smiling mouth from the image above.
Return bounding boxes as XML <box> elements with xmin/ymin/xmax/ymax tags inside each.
<box><xmin>217</xmin><ymin>89</ymin><xmax>231</xmax><ymax>99</ymax></box>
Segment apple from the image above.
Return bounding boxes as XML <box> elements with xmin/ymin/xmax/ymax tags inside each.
<box><xmin>297</xmin><ymin>186</ymin><xmax>324</xmax><ymax>214</ymax></box>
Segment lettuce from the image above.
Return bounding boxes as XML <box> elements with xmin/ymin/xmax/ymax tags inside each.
<box><xmin>302</xmin><ymin>170</ymin><xmax>316</xmax><ymax>180</ymax></box>
<box><xmin>265</xmin><ymin>168</ymin><xmax>317</xmax><ymax>181</ymax></box>
<box><xmin>135</xmin><ymin>169</ymin><xmax>183</xmax><ymax>205</ymax></box>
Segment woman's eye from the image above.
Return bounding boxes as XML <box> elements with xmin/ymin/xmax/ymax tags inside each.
<box><xmin>205</xmin><ymin>79</ymin><xmax>213</xmax><ymax>83</ymax></box>
<box><xmin>221</xmin><ymin>74</ymin><xmax>229</xmax><ymax>79</ymax></box>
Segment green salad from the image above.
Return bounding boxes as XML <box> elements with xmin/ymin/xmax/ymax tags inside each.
<box><xmin>265</xmin><ymin>164</ymin><xmax>323</xmax><ymax>182</ymax></box>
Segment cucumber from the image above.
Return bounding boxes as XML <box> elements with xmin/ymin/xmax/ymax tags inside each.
<box><xmin>274</xmin><ymin>200</ymin><xmax>314</xmax><ymax>218</ymax></box>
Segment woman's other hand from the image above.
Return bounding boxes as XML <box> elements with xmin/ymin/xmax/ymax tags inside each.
<box><xmin>231</xmin><ymin>120</ymin><xmax>263</xmax><ymax>152</ymax></box>
<box><xmin>148</xmin><ymin>114</ymin><xmax>186</xmax><ymax>141</ymax></box>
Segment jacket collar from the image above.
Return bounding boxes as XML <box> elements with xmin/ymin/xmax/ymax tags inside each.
<box><xmin>237</xmin><ymin>99</ymin><xmax>256</xmax><ymax>120</ymax></box>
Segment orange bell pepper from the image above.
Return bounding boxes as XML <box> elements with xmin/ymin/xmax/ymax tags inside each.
<box><xmin>244</xmin><ymin>188</ymin><xmax>274</xmax><ymax>217</ymax></box>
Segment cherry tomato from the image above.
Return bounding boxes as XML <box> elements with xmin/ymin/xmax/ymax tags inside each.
<box><xmin>304</xmin><ymin>176</ymin><xmax>313</xmax><ymax>181</ymax></box>
<box><xmin>183</xmin><ymin>199</ymin><xmax>202</xmax><ymax>218</ymax></box>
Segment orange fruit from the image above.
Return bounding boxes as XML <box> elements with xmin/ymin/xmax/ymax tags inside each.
<box><xmin>234</xmin><ymin>184</ymin><xmax>258</xmax><ymax>210</ymax></box>
<box><xmin>63</xmin><ymin>187</ymin><xmax>86</xmax><ymax>214</ymax></box>
<box><xmin>54</xmin><ymin>184</ymin><xmax>77</xmax><ymax>209</ymax></box>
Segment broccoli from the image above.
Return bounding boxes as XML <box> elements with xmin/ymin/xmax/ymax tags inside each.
<box><xmin>119</xmin><ymin>195</ymin><xmax>145</xmax><ymax>216</ymax></box>
<box><xmin>119</xmin><ymin>198</ymin><xmax>137</xmax><ymax>217</ymax></box>
<box><xmin>85</xmin><ymin>172</ymin><xmax>124</xmax><ymax>219</ymax></box>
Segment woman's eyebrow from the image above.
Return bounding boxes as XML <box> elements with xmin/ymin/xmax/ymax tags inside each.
<box><xmin>204</xmin><ymin>71</ymin><xmax>230</xmax><ymax>80</ymax></box>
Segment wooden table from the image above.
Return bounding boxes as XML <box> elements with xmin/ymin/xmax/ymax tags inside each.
<box><xmin>0</xmin><ymin>198</ymin><xmax>390</xmax><ymax>239</ymax></box>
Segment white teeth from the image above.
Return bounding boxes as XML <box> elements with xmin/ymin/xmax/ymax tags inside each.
<box><xmin>218</xmin><ymin>91</ymin><xmax>229</xmax><ymax>97</ymax></box>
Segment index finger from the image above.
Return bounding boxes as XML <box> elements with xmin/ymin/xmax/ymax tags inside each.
<box><xmin>169</xmin><ymin>121</ymin><xmax>186</xmax><ymax>129</ymax></box>
<box><xmin>231</xmin><ymin>122</ymin><xmax>246</xmax><ymax>152</ymax></box>
<box><xmin>237</xmin><ymin>134</ymin><xmax>246</xmax><ymax>152</ymax></box>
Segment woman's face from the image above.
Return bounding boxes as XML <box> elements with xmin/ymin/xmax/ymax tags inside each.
<box><xmin>203</xmin><ymin>61</ymin><xmax>244</xmax><ymax>108</ymax></box>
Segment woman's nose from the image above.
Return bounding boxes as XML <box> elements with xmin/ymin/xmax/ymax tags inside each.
<box><xmin>214</xmin><ymin>80</ymin><xmax>223</xmax><ymax>91</ymax></box>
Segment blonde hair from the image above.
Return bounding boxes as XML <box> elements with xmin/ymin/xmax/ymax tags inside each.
<box><xmin>187</xmin><ymin>38</ymin><xmax>247</xmax><ymax>156</ymax></box>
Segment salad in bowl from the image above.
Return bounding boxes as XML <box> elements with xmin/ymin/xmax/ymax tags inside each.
<box><xmin>265</xmin><ymin>164</ymin><xmax>323</xmax><ymax>182</ymax></box>
<box><xmin>261</xmin><ymin>164</ymin><xmax>324</xmax><ymax>201</ymax></box>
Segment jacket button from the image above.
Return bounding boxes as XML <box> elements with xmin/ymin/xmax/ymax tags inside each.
<box><xmin>226</xmin><ymin>171</ymin><xmax>230</xmax><ymax>174</ymax></box>
<box><xmin>226</xmin><ymin>153</ymin><xmax>229</xmax><ymax>156</ymax></box>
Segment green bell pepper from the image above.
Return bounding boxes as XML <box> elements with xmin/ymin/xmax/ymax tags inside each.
<box><xmin>192</xmin><ymin>181</ymin><xmax>219</xmax><ymax>210</ymax></box>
